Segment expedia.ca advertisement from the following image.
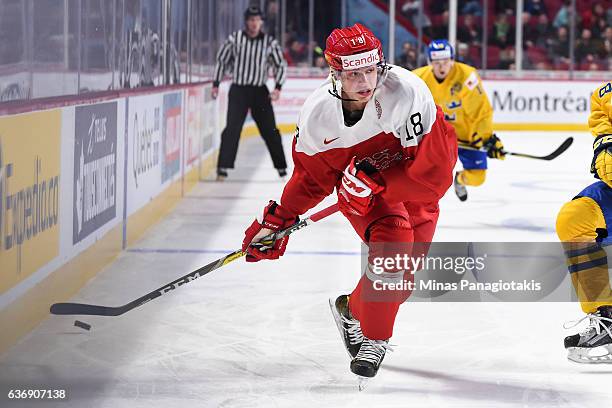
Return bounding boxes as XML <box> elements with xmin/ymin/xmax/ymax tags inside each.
<box><xmin>0</xmin><ymin>110</ymin><xmax>61</xmax><ymax>294</ymax></box>
<box><xmin>73</xmin><ymin>102</ymin><xmax>117</xmax><ymax>244</ymax></box>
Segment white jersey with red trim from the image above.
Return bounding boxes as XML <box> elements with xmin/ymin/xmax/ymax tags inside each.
<box><xmin>280</xmin><ymin>64</ymin><xmax>458</xmax><ymax>218</ymax></box>
<box><xmin>295</xmin><ymin>65</ymin><xmax>437</xmax><ymax>156</ymax></box>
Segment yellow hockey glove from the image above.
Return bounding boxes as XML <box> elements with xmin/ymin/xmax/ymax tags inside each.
<box><xmin>592</xmin><ymin>134</ymin><xmax>612</xmax><ymax>188</ymax></box>
<box><xmin>483</xmin><ymin>134</ymin><xmax>506</xmax><ymax>160</ymax></box>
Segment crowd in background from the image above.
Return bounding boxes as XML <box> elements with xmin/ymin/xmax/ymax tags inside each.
<box><xmin>263</xmin><ymin>0</ymin><xmax>332</xmax><ymax>69</ymax></box>
<box><xmin>395</xmin><ymin>0</ymin><xmax>611</xmax><ymax>71</ymax></box>
<box><xmin>1</xmin><ymin>0</ymin><xmax>608</xmax><ymax>103</ymax></box>
<box><xmin>273</xmin><ymin>0</ymin><xmax>611</xmax><ymax>72</ymax></box>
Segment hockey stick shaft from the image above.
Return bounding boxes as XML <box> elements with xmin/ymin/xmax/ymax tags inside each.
<box><xmin>50</xmin><ymin>203</ymin><xmax>340</xmax><ymax>317</ymax></box>
<box><xmin>458</xmin><ymin>137</ymin><xmax>573</xmax><ymax>161</ymax></box>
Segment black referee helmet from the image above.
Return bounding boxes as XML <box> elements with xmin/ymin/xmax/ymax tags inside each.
<box><xmin>244</xmin><ymin>5</ymin><xmax>264</xmax><ymax>20</ymax></box>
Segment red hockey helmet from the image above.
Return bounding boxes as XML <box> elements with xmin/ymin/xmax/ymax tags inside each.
<box><xmin>324</xmin><ymin>23</ymin><xmax>385</xmax><ymax>71</ymax></box>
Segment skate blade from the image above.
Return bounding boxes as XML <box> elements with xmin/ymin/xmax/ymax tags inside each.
<box><xmin>357</xmin><ymin>376</ymin><xmax>369</xmax><ymax>391</ymax></box>
<box><xmin>567</xmin><ymin>344</ymin><xmax>612</xmax><ymax>364</ymax></box>
<box><xmin>328</xmin><ymin>298</ymin><xmax>354</xmax><ymax>360</ymax></box>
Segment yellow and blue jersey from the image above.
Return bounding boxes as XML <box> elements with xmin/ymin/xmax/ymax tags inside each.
<box><xmin>556</xmin><ymin>81</ymin><xmax>612</xmax><ymax>313</ymax></box>
<box><xmin>589</xmin><ymin>81</ymin><xmax>612</xmax><ymax>138</ymax></box>
<box><xmin>413</xmin><ymin>62</ymin><xmax>493</xmax><ymax>146</ymax></box>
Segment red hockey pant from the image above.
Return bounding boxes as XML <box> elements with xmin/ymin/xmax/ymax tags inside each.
<box><xmin>344</xmin><ymin>200</ymin><xmax>440</xmax><ymax>340</ymax></box>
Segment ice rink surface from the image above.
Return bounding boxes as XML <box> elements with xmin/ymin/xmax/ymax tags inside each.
<box><xmin>2</xmin><ymin>131</ymin><xmax>612</xmax><ymax>408</ymax></box>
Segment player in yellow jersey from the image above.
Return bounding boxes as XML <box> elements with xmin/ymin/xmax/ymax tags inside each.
<box><xmin>556</xmin><ymin>81</ymin><xmax>612</xmax><ymax>363</ymax></box>
<box><xmin>413</xmin><ymin>40</ymin><xmax>505</xmax><ymax>201</ymax></box>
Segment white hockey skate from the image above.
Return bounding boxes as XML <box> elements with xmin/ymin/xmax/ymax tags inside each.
<box><xmin>564</xmin><ymin>306</ymin><xmax>612</xmax><ymax>364</ymax></box>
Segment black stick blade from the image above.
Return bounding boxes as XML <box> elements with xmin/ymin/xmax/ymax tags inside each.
<box><xmin>508</xmin><ymin>137</ymin><xmax>573</xmax><ymax>161</ymax></box>
<box><xmin>541</xmin><ymin>137</ymin><xmax>573</xmax><ymax>160</ymax></box>
<box><xmin>50</xmin><ymin>302</ymin><xmax>122</xmax><ymax>316</ymax></box>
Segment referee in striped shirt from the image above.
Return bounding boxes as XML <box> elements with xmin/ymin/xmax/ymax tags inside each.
<box><xmin>212</xmin><ymin>5</ymin><xmax>288</xmax><ymax>181</ymax></box>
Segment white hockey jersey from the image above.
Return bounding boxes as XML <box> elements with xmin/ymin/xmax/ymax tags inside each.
<box><xmin>295</xmin><ymin>65</ymin><xmax>437</xmax><ymax>156</ymax></box>
<box><xmin>280</xmin><ymin>65</ymin><xmax>458</xmax><ymax>217</ymax></box>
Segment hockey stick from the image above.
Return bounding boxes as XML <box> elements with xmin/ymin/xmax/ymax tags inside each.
<box><xmin>458</xmin><ymin>137</ymin><xmax>573</xmax><ymax>161</ymax></box>
<box><xmin>50</xmin><ymin>203</ymin><xmax>339</xmax><ymax>317</ymax></box>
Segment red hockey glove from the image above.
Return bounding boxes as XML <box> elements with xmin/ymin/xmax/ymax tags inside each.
<box><xmin>242</xmin><ymin>201</ymin><xmax>298</xmax><ymax>262</ymax></box>
<box><xmin>337</xmin><ymin>157</ymin><xmax>385</xmax><ymax>216</ymax></box>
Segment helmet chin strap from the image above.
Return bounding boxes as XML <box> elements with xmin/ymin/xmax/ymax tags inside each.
<box><xmin>328</xmin><ymin>76</ymin><xmax>359</xmax><ymax>102</ymax></box>
<box><xmin>327</xmin><ymin>63</ymin><xmax>391</xmax><ymax>102</ymax></box>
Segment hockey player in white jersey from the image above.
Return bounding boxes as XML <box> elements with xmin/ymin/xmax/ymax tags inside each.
<box><xmin>241</xmin><ymin>23</ymin><xmax>458</xmax><ymax>383</ymax></box>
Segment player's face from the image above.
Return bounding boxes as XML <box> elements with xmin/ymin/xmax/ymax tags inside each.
<box><xmin>338</xmin><ymin>65</ymin><xmax>379</xmax><ymax>102</ymax></box>
<box><xmin>431</xmin><ymin>59</ymin><xmax>454</xmax><ymax>80</ymax></box>
<box><xmin>245</xmin><ymin>16</ymin><xmax>263</xmax><ymax>35</ymax></box>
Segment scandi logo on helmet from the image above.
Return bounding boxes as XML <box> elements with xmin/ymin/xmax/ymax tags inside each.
<box><xmin>340</xmin><ymin>49</ymin><xmax>381</xmax><ymax>70</ymax></box>
<box><xmin>323</xmin><ymin>23</ymin><xmax>388</xmax><ymax>101</ymax></box>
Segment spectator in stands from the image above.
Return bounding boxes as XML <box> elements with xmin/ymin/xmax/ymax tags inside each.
<box><xmin>400</xmin><ymin>0</ymin><xmax>432</xmax><ymax>36</ymax></box>
<box><xmin>581</xmin><ymin>4</ymin><xmax>606</xmax><ymax>32</ymax></box>
<box><xmin>584</xmin><ymin>4</ymin><xmax>609</xmax><ymax>39</ymax></box>
<box><xmin>429</xmin><ymin>0</ymin><xmax>448</xmax><ymax>15</ymax></box>
<box><xmin>460</xmin><ymin>0</ymin><xmax>482</xmax><ymax>17</ymax></box>
<box><xmin>525</xmin><ymin>13</ymin><xmax>553</xmax><ymax>49</ymax></box>
<box><xmin>266</xmin><ymin>0</ymin><xmax>279</xmax><ymax>38</ymax></box>
<box><xmin>587</xmin><ymin>62</ymin><xmax>601</xmax><ymax>71</ymax></box>
<box><xmin>592</xmin><ymin>29</ymin><xmax>609</xmax><ymax>69</ymax></box>
<box><xmin>575</xmin><ymin>28</ymin><xmax>600</xmax><ymax>66</ymax></box>
<box><xmin>397</xmin><ymin>41</ymin><xmax>418</xmax><ymax>70</ymax></box>
<box><xmin>524</xmin><ymin>0</ymin><xmax>547</xmax><ymax>17</ymax></box>
<box><xmin>591</xmin><ymin>16</ymin><xmax>608</xmax><ymax>38</ymax></box>
<box><xmin>431</xmin><ymin>10</ymin><xmax>449</xmax><ymax>39</ymax></box>
<box><xmin>494</xmin><ymin>0</ymin><xmax>515</xmax><ymax>16</ymax></box>
<box><xmin>285</xmin><ymin>38</ymin><xmax>308</xmax><ymax>66</ymax></box>
<box><xmin>491</xmin><ymin>13</ymin><xmax>514</xmax><ymax>48</ymax></box>
<box><xmin>553</xmin><ymin>0</ymin><xmax>577</xmax><ymax>29</ymax></box>
<box><xmin>314</xmin><ymin>55</ymin><xmax>326</xmax><ymax>68</ymax></box>
<box><xmin>601</xmin><ymin>27</ymin><xmax>612</xmax><ymax>60</ymax></box>
<box><xmin>549</xmin><ymin>26</ymin><xmax>570</xmax><ymax>67</ymax></box>
<box><xmin>498</xmin><ymin>46</ymin><xmax>515</xmax><ymax>69</ymax></box>
<box><xmin>457</xmin><ymin>14</ymin><xmax>481</xmax><ymax>46</ymax></box>
<box><xmin>456</xmin><ymin>42</ymin><xmax>476</xmax><ymax>66</ymax></box>
<box><xmin>534</xmin><ymin>61</ymin><xmax>552</xmax><ymax>70</ymax></box>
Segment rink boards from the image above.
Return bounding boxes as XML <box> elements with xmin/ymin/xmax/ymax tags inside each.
<box><xmin>0</xmin><ymin>76</ymin><xmax>605</xmax><ymax>353</ymax></box>
<box><xmin>0</xmin><ymin>83</ymin><xmax>227</xmax><ymax>353</ymax></box>
<box><xmin>241</xmin><ymin>77</ymin><xmax>604</xmax><ymax>137</ymax></box>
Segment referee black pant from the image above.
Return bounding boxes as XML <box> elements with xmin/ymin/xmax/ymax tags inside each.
<box><xmin>217</xmin><ymin>84</ymin><xmax>287</xmax><ymax>171</ymax></box>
